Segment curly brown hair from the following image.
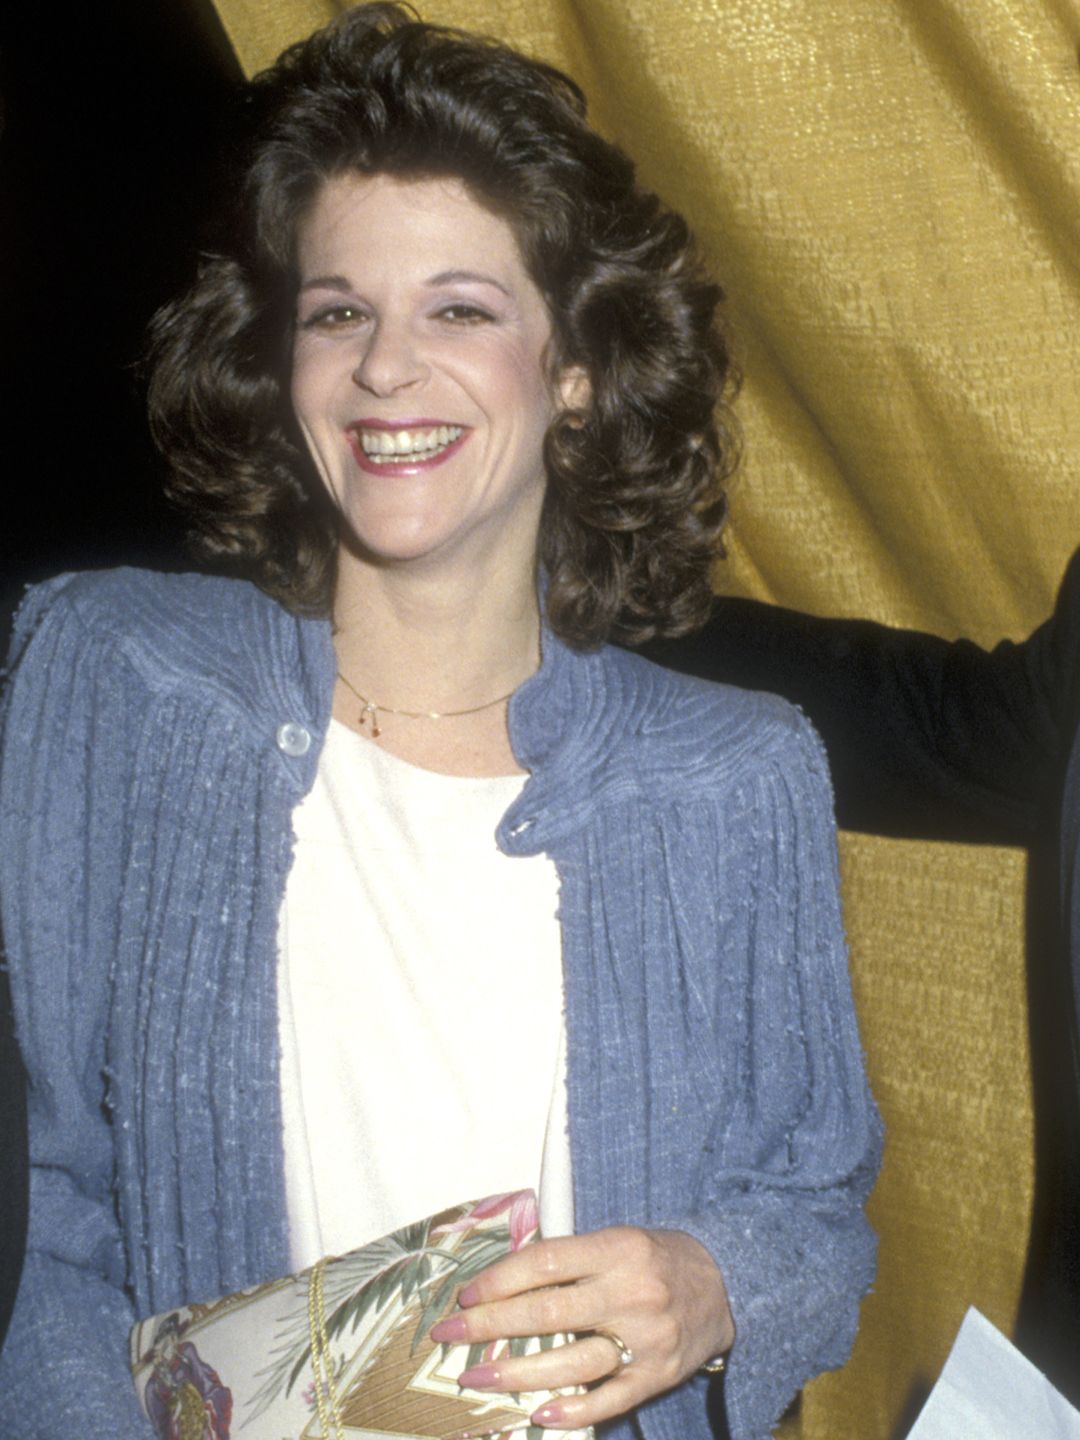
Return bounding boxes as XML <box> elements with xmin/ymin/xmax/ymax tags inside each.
<box><xmin>147</xmin><ymin>2</ymin><xmax>738</xmax><ymax>646</ymax></box>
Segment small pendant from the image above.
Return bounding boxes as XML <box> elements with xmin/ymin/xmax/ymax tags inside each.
<box><xmin>359</xmin><ymin>701</ymin><xmax>381</xmax><ymax>739</ymax></box>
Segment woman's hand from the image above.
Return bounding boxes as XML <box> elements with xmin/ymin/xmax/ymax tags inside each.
<box><xmin>428</xmin><ymin>1225</ymin><xmax>735</xmax><ymax>1430</ymax></box>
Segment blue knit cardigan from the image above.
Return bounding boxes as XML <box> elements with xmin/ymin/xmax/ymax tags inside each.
<box><xmin>0</xmin><ymin>569</ymin><xmax>881</xmax><ymax>1440</ymax></box>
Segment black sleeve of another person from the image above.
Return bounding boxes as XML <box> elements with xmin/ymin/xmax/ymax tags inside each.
<box><xmin>642</xmin><ymin>549</ymin><xmax>1080</xmax><ymax>847</ymax></box>
<box><xmin>0</xmin><ymin>964</ymin><xmax>27</xmax><ymax>1354</ymax></box>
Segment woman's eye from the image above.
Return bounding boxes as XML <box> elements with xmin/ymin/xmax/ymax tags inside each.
<box><xmin>435</xmin><ymin>304</ymin><xmax>495</xmax><ymax>325</ymax></box>
<box><xmin>299</xmin><ymin>304</ymin><xmax>368</xmax><ymax>331</ymax></box>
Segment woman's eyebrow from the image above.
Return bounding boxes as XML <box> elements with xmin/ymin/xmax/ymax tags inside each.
<box><xmin>297</xmin><ymin>271</ymin><xmax>511</xmax><ymax>296</ymax></box>
<box><xmin>297</xmin><ymin>274</ymin><xmax>352</xmax><ymax>293</ymax></box>
<box><xmin>426</xmin><ymin>269</ymin><xmax>511</xmax><ymax>296</ymax></box>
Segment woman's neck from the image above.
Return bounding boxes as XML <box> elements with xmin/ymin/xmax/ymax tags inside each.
<box><xmin>329</xmin><ymin>550</ymin><xmax>541</xmax><ymax>777</ymax></box>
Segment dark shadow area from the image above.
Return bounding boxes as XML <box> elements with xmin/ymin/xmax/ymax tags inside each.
<box><xmin>889</xmin><ymin>1377</ymin><xmax>932</xmax><ymax>1440</ymax></box>
<box><xmin>1015</xmin><ymin>840</ymin><xmax>1080</xmax><ymax>1399</ymax></box>
<box><xmin>706</xmin><ymin>1370</ymin><xmax>732</xmax><ymax>1439</ymax></box>
<box><xmin>0</xmin><ymin>0</ymin><xmax>243</xmax><ymax>647</ymax></box>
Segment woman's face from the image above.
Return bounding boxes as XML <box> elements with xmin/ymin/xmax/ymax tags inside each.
<box><xmin>291</xmin><ymin>172</ymin><xmax>571</xmax><ymax>576</ymax></box>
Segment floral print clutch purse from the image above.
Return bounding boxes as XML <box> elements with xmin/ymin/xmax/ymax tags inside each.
<box><xmin>129</xmin><ymin>1190</ymin><xmax>591</xmax><ymax>1440</ymax></box>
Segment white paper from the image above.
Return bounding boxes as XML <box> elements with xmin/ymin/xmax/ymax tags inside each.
<box><xmin>907</xmin><ymin>1307</ymin><xmax>1080</xmax><ymax>1440</ymax></box>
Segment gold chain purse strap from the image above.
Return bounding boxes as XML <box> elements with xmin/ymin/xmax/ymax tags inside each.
<box><xmin>307</xmin><ymin>1258</ymin><xmax>345</xmax><ymax>1440</ymax></box>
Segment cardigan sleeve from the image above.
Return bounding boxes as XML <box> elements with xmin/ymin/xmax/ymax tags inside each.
<box><xmin>0</xmin><ymin>959</ymin><xmax>27</xmax><ymax>1355</ymax></box>
<box><xmin>650</xmin><ymin>715</ymin><xmax>883</xmax><ymax>1440</ymax></box>
<box><xmin>642</xmin><ymin>547</ymin><xmax>1080</xmax><ymax>847</ymax></box>
<box><xmin>0</xmin><ymin>578</ymin><xmax>151</xmax><ymax>1437</ymax></box>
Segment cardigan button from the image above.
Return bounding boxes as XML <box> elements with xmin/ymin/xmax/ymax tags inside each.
<box><xmin>276</xmin><ymin>722</ymin><xmax>312</xmax><ymax>757</ymax></box>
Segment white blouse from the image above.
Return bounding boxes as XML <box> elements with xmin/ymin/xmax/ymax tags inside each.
<box><xmin>277</xmin><ymin>718</ymin><xmax>573</xmax><ymax>1269</ymax></box>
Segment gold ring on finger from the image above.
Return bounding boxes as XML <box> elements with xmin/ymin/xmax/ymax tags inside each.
<box><xmin>593</xmin><ymin>1327</ymin><xmax>634</xmax><ymax>1369</ymax></box>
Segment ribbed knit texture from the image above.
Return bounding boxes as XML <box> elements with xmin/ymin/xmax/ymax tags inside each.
<box><xmin>0</xmin><ymin>569</ymin><xmax>881</xmax><ymax>1440</ymax></box>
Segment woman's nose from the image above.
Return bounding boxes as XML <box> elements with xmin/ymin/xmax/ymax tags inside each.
<box><xmin>351</xmin><ymin>321</ymin><xmax>426</xmax><ymax>396</ymax></box>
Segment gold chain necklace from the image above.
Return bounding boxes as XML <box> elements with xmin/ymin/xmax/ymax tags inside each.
<box><xmin>307</xmin><ymin>1257</ymin><xmax>345</xmax><ymax>1440</ymax></box>
<box><xmin>336</xmin><ymin>671</ymin><xmax>517</xmax><ymax>739</ymax></box>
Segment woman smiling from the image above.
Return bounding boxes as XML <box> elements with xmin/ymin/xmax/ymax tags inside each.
<box><xmin>0</xmin><ymin>6</ymin><xmax>881</xmax><ymax>1439</ymax></box>
<box><xmin>291</xmin><ymin>170</ymin><xmax>576</xmax><ymax>776</ymax></box>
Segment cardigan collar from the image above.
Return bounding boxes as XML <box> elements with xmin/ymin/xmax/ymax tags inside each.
<box><xmin>501</xmin><ymin>623</ymin><xmax>655</xmax><ymax>856</ymax></box>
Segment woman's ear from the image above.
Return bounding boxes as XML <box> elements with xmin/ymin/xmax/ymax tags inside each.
<box><xmin>557</xmin><ymin>365</ymin><xmax>591</xmax><ymax>415</ymax></box>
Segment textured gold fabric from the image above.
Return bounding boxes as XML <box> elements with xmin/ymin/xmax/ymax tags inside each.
<box><xmin>208</xmin><ymin>2</ymin><xmax>1079</xmax><ymax>1434</ymax></box>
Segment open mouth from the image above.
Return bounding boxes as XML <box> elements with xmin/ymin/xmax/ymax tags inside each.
<box><xmin>349</xmin><ymin>423</ymin><xmax>466</xmax><ymax>467</ymax></box>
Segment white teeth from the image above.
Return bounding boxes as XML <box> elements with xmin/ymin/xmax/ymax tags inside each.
<box><xmin>357</xmin><ymin>425</ymin><xmax>463</xmax><ymax>462</ymax></box>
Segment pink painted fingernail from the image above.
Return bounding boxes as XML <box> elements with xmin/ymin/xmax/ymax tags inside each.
<box><xmin>457</xmin><ymin>1282</ymin><xmax>479</xmax><ymax>1306</ymax></box>
<box><xmin>430</xmin><ymin>1315</ymin><xmax>469</xmax><ymax>1343</ymax></box>
<box><xmin>457</xmin><ymin>1362</ymin><xmax>501</xmax><ymax>1389</ymax></box>
<box><xmin>531</xmin><ymin>1404</ymin><xmax>564</xmax><ymax>1426</ymax></box>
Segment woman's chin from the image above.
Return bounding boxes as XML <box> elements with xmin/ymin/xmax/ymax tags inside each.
<box><xmin>334</xmin><ymin>509</ymin><xmax>542</xmax><ymax>583</ymax></box>
<box><xmin>335</xmin><ymin>523</ymin><xmax>476</xmax><ymax>576</ymax></box>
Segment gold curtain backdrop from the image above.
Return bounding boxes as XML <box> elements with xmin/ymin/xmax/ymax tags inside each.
<box><xmin>208</xmin><ymin>2</ymin><xmax>1080</xmax><ymax>1435</ymax></box>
